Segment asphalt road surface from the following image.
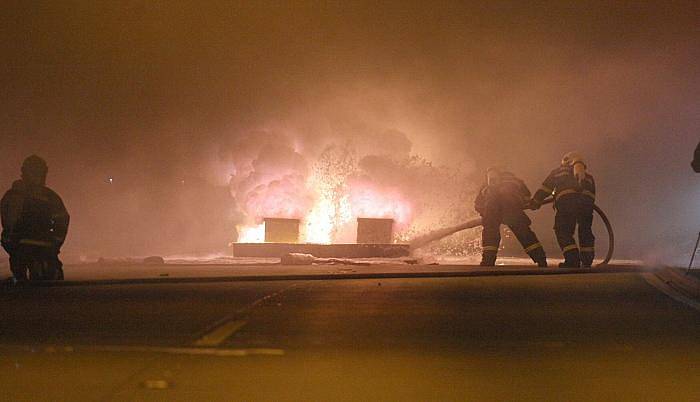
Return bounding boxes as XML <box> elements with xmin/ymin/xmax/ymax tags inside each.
<box><xmin>0</xmin><ymin>267</ymin><xmax>698</xmax><ymax>401</ymax></box>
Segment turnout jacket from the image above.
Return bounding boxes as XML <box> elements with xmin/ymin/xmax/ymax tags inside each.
<box><xmin>475</xmin><ymin>171</ymin><xmax>531</xmax><ymax>216</ymax></box>
<box><xmin>533</xmin><ymin>165</ymin><xmax>596</xmax><ymax>204</ymax></box>
<box><xmin>1</xmin><ymin>180</ymin><xmax>70</xmax><ymax>251</ymax></box>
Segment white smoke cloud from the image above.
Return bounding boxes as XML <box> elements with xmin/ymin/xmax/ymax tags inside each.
<box><xmin>222</xmin><ymin>125</ymin><xmax>479</xmax><ymax>249</ymax></box>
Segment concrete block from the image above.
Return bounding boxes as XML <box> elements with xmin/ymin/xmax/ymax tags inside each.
<box><xmin>264</xmin><ymin>218</ymin><xmax>300</xmax><ymax>243</ymax></box>
<box><xmin>357</xmin><ymin>218</ymin><xmax>394</xmax><ymax>244</ymax></box>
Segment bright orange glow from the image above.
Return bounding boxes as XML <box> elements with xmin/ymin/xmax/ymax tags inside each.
<box><xmin>237</xmin><ymin>223</ymin><xmax>265</xmax><ymax>243</ymax></box>
<box><xmin>236</xmin><ymin>170</ymin><xmax>412</xmax><ymax>244</ymax></box>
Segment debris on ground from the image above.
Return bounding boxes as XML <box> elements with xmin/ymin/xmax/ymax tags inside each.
<box><xmin>143</xmin><ymin>256</ymin><xmax>165</xmax><ymax>265</ymax></box>
<box><xmin>280</xmin><ymin>253</ymin><xmax>425</xmax><ymax>266</ymax></box>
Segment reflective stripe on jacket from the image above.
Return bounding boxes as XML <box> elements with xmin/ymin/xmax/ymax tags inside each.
<box><xmin>533</xmin><ymin>166</ymin><xmax>596</xmax><ymax>204</ymax></box>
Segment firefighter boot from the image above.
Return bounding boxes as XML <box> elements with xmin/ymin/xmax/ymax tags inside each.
<box><xmin>559</xmin><ymin>248</ymin><xmax>581</xmax><ymax>268</ymax></box>
<box><xmin>8</xmin><ymin>254</ymin><xmax>28</xmax><ymax>282</ymax></box>
<box><xmin>527</xmin><ymin>247</ymin><xmax>548</xmax><ymax>268</ymax></box>
<box><xmin>480</xmin><ymin>251</ymin><xmax>497</xmax><ymax>267</ymax></box>
<box><xmin>580</xmin><ymin>248</ymin><xmax>594</xmax><ymax>268</ymax></box>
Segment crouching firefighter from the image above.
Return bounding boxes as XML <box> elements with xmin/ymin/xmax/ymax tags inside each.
<box><xmin>1</xmin><ymin>155</ymin><xmax>70</xmax><ymax>281</ymax></box>
<box><xmin>530</xmin><ymin>152</ymin><xmax>595</xmax><ymax>268</ymax></box>
<box><xmin>475</xmin><ymin>168</ymin><xmax>547</xmax><ymax>267</ymax></box>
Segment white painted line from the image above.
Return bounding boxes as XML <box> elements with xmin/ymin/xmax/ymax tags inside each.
<box><xmin>190</xmin><ymin>284</ymin><xmax>298</xmax><ymax>347</ymax></box>
<box><xmin>89</xmin><ymin>345</ymin><xmax>283</xmax><ymax>357</ymax></box>
<box><xmin>192</xmin><ymin>320</ymin><xmax>247</xmax><ymax>347</ymax></box>
<box><xmin>0</xmin><ymin>344</ymin><xmax>284</xmax><ymax>357</ymax></box>
<box><xmin>643</xmin><ymin>273</ymin><xmax>700</xmax><ymax>313</ymax></box>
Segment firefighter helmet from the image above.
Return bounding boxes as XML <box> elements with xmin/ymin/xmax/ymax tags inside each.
<box><xmin>561</xmin><ymin>151</ymin><xmax>584</xmax><ymax>167</ymax></box>
<box><xmin>561</xmin><ymin>152</ymin><xmax>586</xmax><ymax>183</ymax></box>
<box><xmin>21</xmin><ymin>155</ymin><xmax>48</xmax><ymax>185</ymax></box>
<box><xmin>486</xmin><ymin>166</ymin><xmax>503</xmax><ymax>186</ymax></box>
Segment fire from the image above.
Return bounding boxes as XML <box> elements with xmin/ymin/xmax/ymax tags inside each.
<box><xmin>235</xmin><ymin>175</ymin><xmax>413</xmax><ymax>244</ymax></box>
<box><xmin>231</xmin><ymin>142</ymin><xmax>415</xmax><ymax>244</ymax></box>
<box><xmin>236</xmin><ymin>182</ymin><xmax>412</xmax><ymax>244</ymax></box>
<box><xmin>348</xmin><ymin>182</ymin><xmax>412</xmax><ymax>227</ymax></box>
<box><xmin>237</xmin><ymin>223</ymin><xmax>265</xmax><ymax>243</ymax></box>
<box><xmin>228</xmin><ymin>136</ymin><xmax>477</xmax><ymax>251</ymax></box>
<box><xmin>304</xmin><ymin>191</ymin><xmax>353</xmax><ymax>244</ymax></box>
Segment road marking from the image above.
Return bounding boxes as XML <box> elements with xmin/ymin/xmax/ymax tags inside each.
<box><xmin>643</xmin><ymin>273</ymin><xmax>700</xmax><ymax>312</ymax></box>
<box><xmin>192</xmin><ymin>320</ymin><xmax>247</xmax><ymax>347</ymax></box>
<box><xmin>141</xmin><ymin>379</ymin><xmax>170</xmax><ymax>390</ymax></box>
<box><xmin>94</xmin><ymin>346</ymin><xmax>284</xmax><ymax>357</ymax></box>
<box><xmin>90</xmin><ymin>345</ymin><xmax>284</xmax><ymax>357</ymax></box>
<box><xmin>190</xmin><ymin>284</ymin><xmax>298</xmax><ymax>347</ymax></box>
<box><xmin>0</xmin><ymin>344</ymin><xmax>284</xmax><ymax>357</ymax></box>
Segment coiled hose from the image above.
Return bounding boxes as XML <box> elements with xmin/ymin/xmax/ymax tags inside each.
<box><xmin>540</xmin><ymin>198</ymin><xmax>614</xmax><ymax>266</ymax></box>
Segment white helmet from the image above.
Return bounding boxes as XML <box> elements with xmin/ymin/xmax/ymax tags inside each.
<box><xmin>486</xmin><ymin>166</ymin><xmax>502</xmax><ymax>186</ymax></box>
<box><xmin>561</xmin><ymin>152</ymin><xmax>586</xmax><ymax>184</ymax></box>
<box><xmin>561</xmin><ymin>151</ymin><xmax>584</xmax><ymax>167</ymax></box>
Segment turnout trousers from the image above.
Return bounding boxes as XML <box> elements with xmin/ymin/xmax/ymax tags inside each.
<box><xmin>554</xmin><ymin>196</ymin><xmax>595</xmax><ymax>267</ymax></box>
<box><xmin>5</xmin><ymin>243</ymin><xmax>63</xmax><ymax>281</ymax></box>
<box><xmin>481</xmin><ymin>206</ymin><xmax>546</xmax><ymax>266</ymax></box>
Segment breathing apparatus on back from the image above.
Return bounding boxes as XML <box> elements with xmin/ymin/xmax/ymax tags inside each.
<box><xmin>561</xmin><ymin>151</ymin><xmax>586</xmax><ymax>185</ymax></box>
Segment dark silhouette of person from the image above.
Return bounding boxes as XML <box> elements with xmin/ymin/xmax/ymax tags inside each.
<box><xmin>531</xmin><ymin>152</ymin><xmax>596</xmax><ymax>268</ymax></box>
<box><xmin>692</xmin><ymin>141</ymin><xmax>700</xmax><ymax>173</ymax></box>
<box><xmin>1</xmin><ymin>155</ymin><xmax>69</xmax><ymax>281</ymax></box>
<box><xmin>475</xmin><ymin>167</ymin><xmax>547</xmax><ymax>267</ymax></box>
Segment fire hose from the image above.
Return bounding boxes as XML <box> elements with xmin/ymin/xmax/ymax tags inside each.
<box><xmin>409</xmin><ymin>197</ymin><xmax>614</xmax><ymax>267</ymax></box>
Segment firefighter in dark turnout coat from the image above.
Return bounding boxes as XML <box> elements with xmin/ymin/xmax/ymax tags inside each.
<box><xmin>1</xmin><ymin>156</ymin><xmax>69</xmax><ymax>280</ymax></box>
<box><xmin>531</xmin><ymin>152</ymin><xmax>595</xmax><ymax>268</ymax></box>
<box><xmin>475</xmin><ymin>168</ymin><xmax>547</xmax><ymax>267</ymax></box>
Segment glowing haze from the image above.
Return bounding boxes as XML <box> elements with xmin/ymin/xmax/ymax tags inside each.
<box><xmin>226</xmin><ymin>129</ymin><xmax>467</xmax><ymax>245</ymax></box>
<box><xmin>1</xmin><ymin>2</ymin><xmax>698</xmax><ymax>263</ymax></box>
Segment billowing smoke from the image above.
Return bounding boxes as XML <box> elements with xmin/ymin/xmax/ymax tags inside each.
<box><xmin>221</xmin><ymin>128</ymin><xmax>477</xmax><ymax>247</ymax></box>
<box><xmin>227</xmin><ymin>133</ymin><xmax>312</xmax><ymax>222</ymax></box>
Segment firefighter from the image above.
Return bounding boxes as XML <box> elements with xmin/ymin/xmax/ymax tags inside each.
<box><xmin>474</xmin><ymin>167</ymin><xmax>547</xmax><ymax>267</ymax></box>
<box><xmin>530</xmin><ymin>152</ymin><xmax>595</xmax><ymax>268</ymax></box>
<box><xmin>1</xmin><ymin>155</ymin><xmax>70</xmax><ymax>281</ymax></box>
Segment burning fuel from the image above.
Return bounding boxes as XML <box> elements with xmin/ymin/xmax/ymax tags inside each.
<box><xmin>228</xmin><ymin>132</ymin><xmax>476</xmax><ymax>246</ymax></box>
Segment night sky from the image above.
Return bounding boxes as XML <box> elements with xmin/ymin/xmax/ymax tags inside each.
<box><xmin>1</xmin><ymin>1</ymin><xmax>698</xmax><ymax>261</ymax></box>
